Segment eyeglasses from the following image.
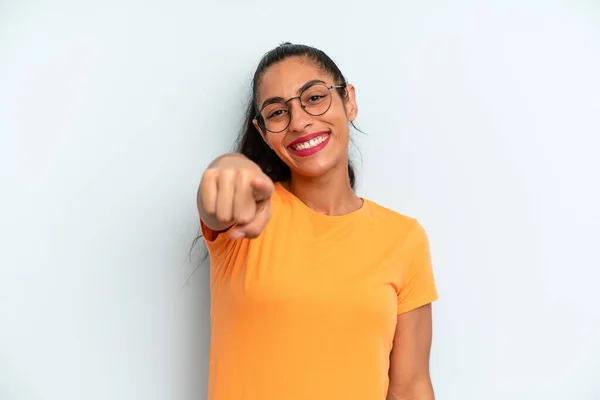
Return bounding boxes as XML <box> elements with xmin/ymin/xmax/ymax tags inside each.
<box><xmin>256</xmin><ymin>83</ymin><xmax>347</xmax><ymax>133</ymax></box>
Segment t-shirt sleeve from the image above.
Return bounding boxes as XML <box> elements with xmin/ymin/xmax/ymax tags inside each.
<box><xmin>397</xmin><ymin>221</ymin><xmax>439</xmax><ymax>314</ymax></box>
<box><xmin>200</xmin><ymin>219</ymin><xmax>232</xmax><ymax>259</ymax></box>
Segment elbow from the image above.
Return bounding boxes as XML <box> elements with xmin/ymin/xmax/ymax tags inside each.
<box><xmin>386</xmin><ymin>378</ymin><xmax>435</xmax><ymax>400</ymax></box>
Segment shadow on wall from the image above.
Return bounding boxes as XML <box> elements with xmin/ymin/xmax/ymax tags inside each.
<box><xmin>182</xmin><ymin>242</ymin><xmax>211</xmax><ymax>400</ymax></box>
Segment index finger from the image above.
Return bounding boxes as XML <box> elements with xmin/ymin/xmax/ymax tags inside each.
<box><xmin>251</xmin><ymin>176</ymin><xmax>274</xmax><ymax>201</ymax></box>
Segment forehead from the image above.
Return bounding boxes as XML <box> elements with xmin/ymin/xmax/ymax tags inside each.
<box><xmin>257</xmin><ymin>57</ymin><xmax>331</xmax><ymax>101</ymax></box>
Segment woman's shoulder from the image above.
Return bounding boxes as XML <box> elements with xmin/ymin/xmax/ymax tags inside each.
<box><xmin>270</xmin><ymin>181</ymin><xmax>289</xmax><ymax>208</ymax></box>
<box><xmin>362</xmin><ymin>198</ymin><xmax>424</xmax><ymax>236</ymax></box>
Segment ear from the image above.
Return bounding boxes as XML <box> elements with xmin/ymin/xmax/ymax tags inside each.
<box><xmin>253</xmin><ymin>118</ymin><xmax>273</xmax><ymax>149</ymax></box>
<box><xmin>343</xmin><ymin>84</ymin><xmax>358</xmax><ymax>122</ymax></box>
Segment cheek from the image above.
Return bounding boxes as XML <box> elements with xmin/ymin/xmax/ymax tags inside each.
<box><xmin>330</xmin><ymin>103</ymin><xmax>350</xmax><ymax>126</ymax></box>
<box><xmin>330</xmin><ymin>112</ymin><xmax>351</xmax><ymax>141</ymax></box>
<box><xmin>267</xmin><ymin>134</ymin><xmax>288</xmax><ymax>155</ymax></box>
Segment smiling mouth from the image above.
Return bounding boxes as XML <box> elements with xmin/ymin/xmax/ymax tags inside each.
<box><xmin>289</xmin><ymin>133</ymin><xmax>330</xmax><ymax>151</ymax></box>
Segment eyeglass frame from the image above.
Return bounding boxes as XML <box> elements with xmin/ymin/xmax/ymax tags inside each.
<box><xmin>255</xmin><ymin>83</ymin><xmax>348</xmax><ymax>133</ymax></box>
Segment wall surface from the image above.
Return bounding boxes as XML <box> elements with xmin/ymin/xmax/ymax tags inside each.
<box><xmin>1</xmin><ymin>1</ymin><xmax>599</xmax><ymax>399</ymax></box>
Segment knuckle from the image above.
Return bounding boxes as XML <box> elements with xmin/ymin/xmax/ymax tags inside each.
<box><xmin>238</xmin><ymin>168</ymin><xmax>253</xmax><ymax>182</ymax></box>
<box><xmin>235</xmin><ymin>171</ymin><xmax>253</xmax><ymax>189</ymax></box>
<box><xmin>220</xmin><ymin>168</ymin><xmax>236</xmax><ymax>181</ymax></box>
<box><xmin>202</xmin><ymin>168</ymin><xmax>218</xmax><ymax>182</ymax></box>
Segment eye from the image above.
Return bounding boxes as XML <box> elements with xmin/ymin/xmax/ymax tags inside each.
<box><xmin>307</xmin><ymin>95</ymin><xmax>325</xmax><ymax>102</ymax></box>
<box><xmin>302</xmin><ymin>87</ymin><xmax>329</xmax><ymax>105</ymax></box>
<box><xmin>267</xmin><ymin>108</ymin><xmax>288</xmax><ymax>119</ymax></box>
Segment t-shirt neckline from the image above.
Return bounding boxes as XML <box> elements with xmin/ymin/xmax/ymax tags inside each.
<box><xmin>274</xmin><ymin>181</ymin><xmax>367</xmax><ymax>221</ymax></box>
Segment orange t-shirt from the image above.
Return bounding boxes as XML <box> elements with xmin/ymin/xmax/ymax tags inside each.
<box><xmin>201</xmin><ymin>182</ymin><xmax>438</xmax><ymax>400</ymax></box>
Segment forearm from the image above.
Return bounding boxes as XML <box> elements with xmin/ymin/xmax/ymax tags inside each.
<box><xmin>386</xmin><ymin>378</ymin><xmax>435</xmax><ymax>400</ymax></box>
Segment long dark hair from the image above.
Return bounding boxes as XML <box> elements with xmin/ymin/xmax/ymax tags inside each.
<box><xmin>236</xmin><ymin>42</ymin><xmax>357</xmax><ymax>189</ymax></box>
<box><xmin>187</xmin><ymin>43</ymin><xmax>357</xmax><ymax>273</ymax></box>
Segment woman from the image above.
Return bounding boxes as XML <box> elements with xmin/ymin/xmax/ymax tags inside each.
<box><xmin>197</xmin><ymin>42</ymin><xmax>438</xmax><ymax>400</ymax></box>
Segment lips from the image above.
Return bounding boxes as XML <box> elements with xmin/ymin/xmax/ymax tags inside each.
<box><xmin>286</xmin><ymin>131</ymin><xmax>331</xmax><ymax>157</ymax></box>
<box><xmin>287</xmin><ymin>131</ymin><xmax>331</xmax><ymax>149</ymax></box>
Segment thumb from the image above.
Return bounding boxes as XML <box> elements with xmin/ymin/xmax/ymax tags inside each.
<box><xmin>229</xmin><ymin>200</ymin><xmax>271</xmax><ymax>239</ymax></box>
<box><xmin>251</xmin><ymin>175</ymin><xmax>274</xmax><ymax>201</ymax></box>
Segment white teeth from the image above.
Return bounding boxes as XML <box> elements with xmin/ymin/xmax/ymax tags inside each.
<box><xmin>292</xmin><ymin>134</ymin><xmax>328</xmax><ymax>151</ymax></box>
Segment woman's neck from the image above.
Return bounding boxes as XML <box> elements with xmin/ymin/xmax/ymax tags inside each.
<box><xmin>284</xmin><ymin>165</ymin><xmax>363</xmax><ymax>216</ymax></box>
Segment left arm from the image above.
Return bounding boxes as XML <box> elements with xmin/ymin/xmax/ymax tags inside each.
<box><xmin>386</xmin><ymin>303</ymin><xmax>435</xmax><ymax>400</ymax></box>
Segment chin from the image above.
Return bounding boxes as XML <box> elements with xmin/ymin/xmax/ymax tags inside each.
<box><xmin>290</xmin><ymin>154</ymin><xmax>346</xmax><ymax>179</ymax></box>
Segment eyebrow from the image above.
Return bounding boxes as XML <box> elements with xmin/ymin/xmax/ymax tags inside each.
<box><xmin>259</xmin><ymin>79</ymin><xmax>327</xmax><ymax>111</ymax></box>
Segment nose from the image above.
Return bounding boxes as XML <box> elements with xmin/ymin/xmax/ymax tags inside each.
<box><xmin>286</xmin><ymin>98</ymin><xmax>312</xmax><ymax>133</ymax></box>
